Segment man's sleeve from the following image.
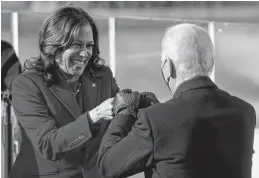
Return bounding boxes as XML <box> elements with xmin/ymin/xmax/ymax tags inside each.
<box><xmin>98</xmin><ymin>109</ymin><xmax>153</xmax><ymax>178</ymax></box>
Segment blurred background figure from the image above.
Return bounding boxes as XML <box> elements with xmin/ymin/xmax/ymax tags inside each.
<box><xmin>1</xmin><ymin>41</ymin><xmax>21</xmax><ymax>92</ymax></box>
<box><xmin>1</xmin><ymin>40</ymin><xmax>21</xmax><ymax>178</ymax></box>
<box><xmin>1</xmin><ymin>1</ymin><xmax>259</xmax><ymax>178</ymax></box>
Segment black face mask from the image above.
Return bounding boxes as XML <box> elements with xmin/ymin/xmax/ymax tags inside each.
<box><xmin>161</xmin><ymin>58</ymin><xmax>172</xmax><ymax>92</ymax></box>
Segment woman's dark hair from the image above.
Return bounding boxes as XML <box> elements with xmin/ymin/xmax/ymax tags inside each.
<box><xmin>24</xmin><ymin>6</ymin><xmax>104</xmax><ymax>86</ymax></box>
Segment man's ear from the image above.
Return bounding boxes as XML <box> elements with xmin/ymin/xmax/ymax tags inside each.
<box><xmin>164</xmin><ymin>58</ymin><xmax>176</xmax><ymax>80</ymax></box>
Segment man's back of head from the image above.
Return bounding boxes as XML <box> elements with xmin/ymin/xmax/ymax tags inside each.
<box><xmin>161</xmin><ymin>23</ymin><xmax>215</xmax><ymax>91</ymax></box>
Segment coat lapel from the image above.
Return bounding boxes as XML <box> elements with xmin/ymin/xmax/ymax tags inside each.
<box><xmin>81</xmin><ymin>71</ymin><xmax>102</xmax><ymax>112</ymax></box>
<box><xmin>49</xmin><ymin>74</ymin><xmax>81</xmax><ymax>119</ymax></box>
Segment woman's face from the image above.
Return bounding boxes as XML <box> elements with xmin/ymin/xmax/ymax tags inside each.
<box><xmin>56</xmin><ymin>24</ymin><xmax>94</xmax><ymax>77</ymax></box>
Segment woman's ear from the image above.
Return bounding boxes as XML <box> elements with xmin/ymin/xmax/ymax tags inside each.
<box><xmin>55</xmin><ymin>51</ymin><xmax>62</xmax><ymax>64</ymax></box>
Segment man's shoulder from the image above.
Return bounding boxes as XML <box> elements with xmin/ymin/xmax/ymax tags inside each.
<box><xmin>218</xmin><ymin>88</ymin><xmax>255</xmax><ymax>114</ymax></box>
<box><xmin>145</xmin><ymin>97</ymin><xmax>184</xmax><ymax>113</ymax></box>
<box><xmin>144</xmin><ymin>99</ymin><xmax>180</xmax><ymax>122</ymax></box>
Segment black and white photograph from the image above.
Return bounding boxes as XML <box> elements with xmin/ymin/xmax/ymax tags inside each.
<box><xmin>1</xmin><ymin>1</ymin><xmax>259</xmax><ymax>178</ymax></box>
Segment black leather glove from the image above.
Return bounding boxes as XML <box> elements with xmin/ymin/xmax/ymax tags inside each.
<box><xmin>113</xmin><ymin>89</ymin><xmax>140</xmax><ymax>117</ymax></box>
<box><xmin>139</xmin><ymin>92</ymin><xmax>160</xmax><ymax>109</ymax></box>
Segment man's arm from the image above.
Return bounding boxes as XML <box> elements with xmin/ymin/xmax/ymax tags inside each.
<box><xmin>98</xmin><ymin>109</ymin><xmax>153</xmax><ymax>178</ymax></box>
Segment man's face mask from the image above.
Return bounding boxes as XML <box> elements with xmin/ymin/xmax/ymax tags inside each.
<box><xmin>161</xmin><ymin>58</ymin><xmax>172</xmax><ymax>92</ymax></box>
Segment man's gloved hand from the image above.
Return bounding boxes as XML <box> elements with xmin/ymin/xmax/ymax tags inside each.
<box><xmin>139</xmin><ymin>92</ymin><xmax>160</xmax><ymax>109</ymax></box>
<box><xmin>113</xmin><ymin>89</ymin><xmax>140</xmax><ymax>117</ymax></box>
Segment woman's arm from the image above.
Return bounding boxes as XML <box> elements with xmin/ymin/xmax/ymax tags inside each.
<box><xmin>12</xmin><ymin>74</ymin><xmax>93</xmax><ymax>161</ymax></box>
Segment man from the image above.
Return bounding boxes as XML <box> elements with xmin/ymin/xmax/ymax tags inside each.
<box><xmin>97</xmin><ymin>24</ymin><xmax>256</xmax><ymax>178</ymax></box>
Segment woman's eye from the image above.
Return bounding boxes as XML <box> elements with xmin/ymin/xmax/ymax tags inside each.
<box><xmin>86</xmin><ymin>44</ymin><xmax>94</xmax><ymax>48</ymax></box>
<box><xmin>72</xmin><ymin>44</ymin><xmax>81</xmax><ymax>48</ymax></box>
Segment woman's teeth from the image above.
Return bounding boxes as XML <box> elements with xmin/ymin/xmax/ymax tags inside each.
<box><xmin>72</xmin><ymin>60</ymin><xmax>85</xmax><ymax>67</ymax></box>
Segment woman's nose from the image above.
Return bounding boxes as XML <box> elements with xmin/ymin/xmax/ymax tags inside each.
<box><xmin>79</xmin><ymin>51</ymin><xmax>87</xmax><ymax>58</ymax></box>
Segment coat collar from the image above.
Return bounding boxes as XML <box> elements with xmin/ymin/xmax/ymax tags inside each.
<box><xmin>173</xmin><ymin>76</ymin><xmax>217</xmax><ymax>99</ymax></box>
<box><xmin>49</xmin><ymin>71</ymin><xmax>81</xmax><ymax>119</ymax></box>
<box><xmin>49</xmin><ymin>69</ymin><xmax>103</xmax><ymax>120</ymax></box>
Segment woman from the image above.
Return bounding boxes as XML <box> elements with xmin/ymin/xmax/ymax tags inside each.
<box><xmin>10</xmin><ymin>6</ymin><xmax>119</xmax><ymax>178</ymax></box>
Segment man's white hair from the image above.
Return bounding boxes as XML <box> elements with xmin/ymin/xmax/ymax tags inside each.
<box><xmin>162</xmin><ymin>23</ymin><xmax>215</xmax><ymax>79</ymax></box>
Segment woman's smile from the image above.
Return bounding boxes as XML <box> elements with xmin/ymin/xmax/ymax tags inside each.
<box><xmin>71</xmin><ymin>58</ymin><xmax>88</xmax><ymax>68</ymax></box>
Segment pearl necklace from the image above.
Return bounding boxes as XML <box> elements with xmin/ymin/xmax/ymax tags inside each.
<box><xmin>73</xmin><ymin>82</ymin><xmax>82</xmax><ymax>95</ymax></box>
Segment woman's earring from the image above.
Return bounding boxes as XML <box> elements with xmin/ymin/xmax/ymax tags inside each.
<box><xmin>55</xmin><ymin>61</ymin><xmax>59</xmax><ymax>68</ymax></box>
<box><xmin>55</xmin><ymin>58</ymin><xmax>61</xmax><ymax>64</ymax></box>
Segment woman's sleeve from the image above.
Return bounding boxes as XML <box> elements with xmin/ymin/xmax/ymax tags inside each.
<box><xmin>12</xmin><ymin>75</ymin><xmax>93</xmax><ymax>161</ymax></box>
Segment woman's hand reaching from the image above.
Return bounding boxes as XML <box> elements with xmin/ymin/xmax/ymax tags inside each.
<box><xmin>88</xmin><ymin>98</ymin><xmax>114</xmax><ymax>123</ymax></box>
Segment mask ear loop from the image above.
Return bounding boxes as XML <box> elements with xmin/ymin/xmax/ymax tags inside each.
<box><xmin>161</xmin><ymin>58</ymin><xmax>170</xmax><ymax>82</ymax></box>
<box><xmin>161</xmin><ymin>58</ymin><xmax>172</xmax><ymax>92</ymax></box>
